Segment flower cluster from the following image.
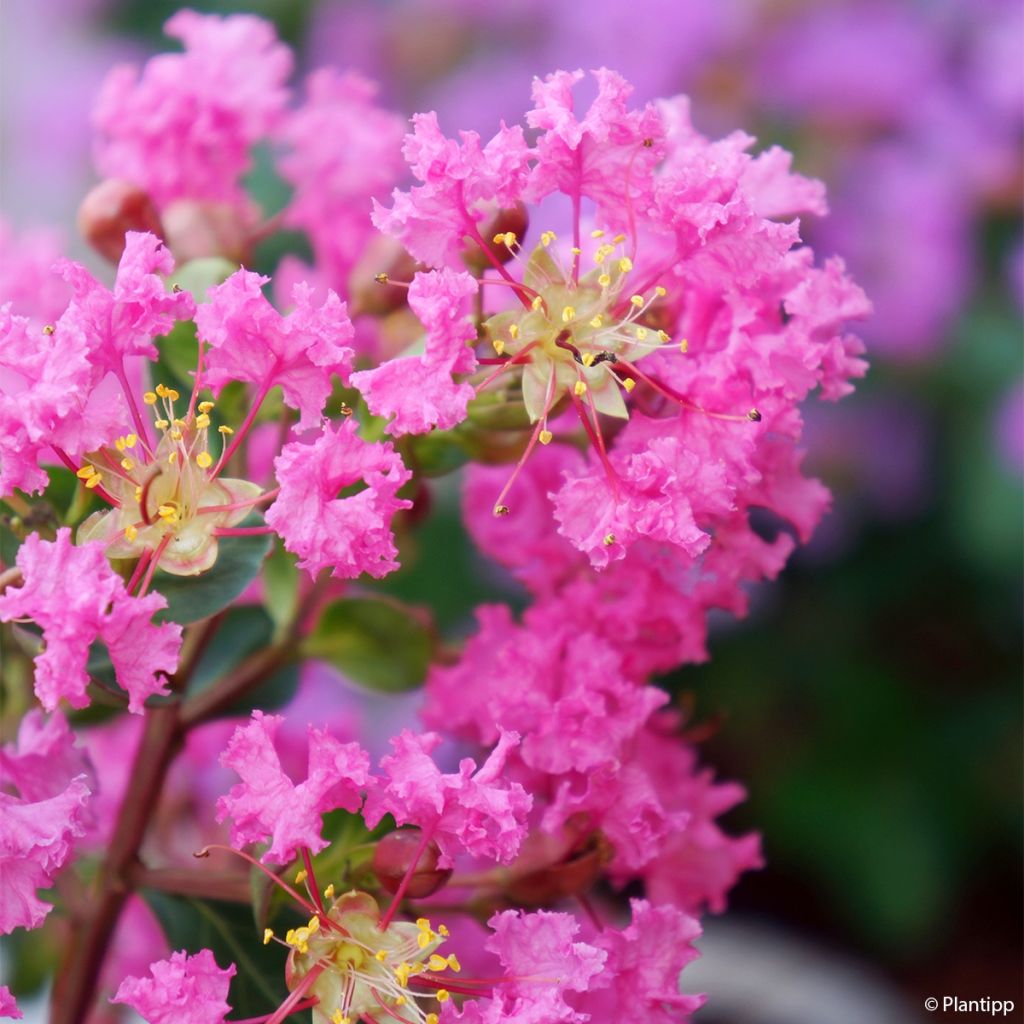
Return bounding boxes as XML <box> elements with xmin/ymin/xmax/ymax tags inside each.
<box><xmin>0</xmin><ymin>10</ymin><xmax>869</xmax><ymax>1023</ymax></box>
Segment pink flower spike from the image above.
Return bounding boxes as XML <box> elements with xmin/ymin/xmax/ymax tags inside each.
<box><xmin>111</xmin><ymin>949</ymin><xmax>235</xmax><ymax>1024</ymax></box>
<box><xmin>216</xmin><ymin>710</ymin><xmax>370</xmax><ymax>865</ymax></box>
<box><xmin>55</xmin><ymin>231</ymin><xmax>194</xmax><ymax>377</ymax></box>
<box><xmin>0</xmin><ymin>530</ymin><xmax>181</xmax><ymax>714</ymax></box>
<box><xmin>196</xmin><ymin>270</ymin><xmax>355</xmax><ymax>430</ymax></box>
<box><xmin>0</xmin><ymin>775</ymin><xmax>90</xmax><ymax>934</ymax></box>
<box><xmin>0</xmin><ymin>985</ymin><xmax>21</xmax><ymax>1019</ymax></box>
<box><xmin>266</xmin><ymin>419</ymin><xmax>412</xmax><ymax>580</ymax></box>
<box><xmin>351</xmin><ymin>268</ymin><xmax>479</xmax><ymax>435</ymax></box>
<box><xmin>93</xmin><ymin>10</ymin><xmax>291</xmax><ymax>212</ymax></box>
<box><xmin>362</xmin><ymin>730</ymin><xmax>532</xmax><ymax>868</ymax></box>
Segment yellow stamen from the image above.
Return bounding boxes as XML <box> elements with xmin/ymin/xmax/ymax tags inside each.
<box><xmin>630</xmin><ymin>295</ymin><xmax>644</xmax><ymax>307</ymax></box>
<box><xmin>375</xmin><ymin>950</ymin><xmax>388</xmax><ymax>963</ymax></box>
<box><xmin>539</xmin><ymin>429</ymin><xmax>553</xmax><ymax>445</ymax></box>
<box><xmin>541</xmin><ymin>230</ymin><xmax>556</xmax><ymax>247</ymax></box>
<box><xmin>437</xmin><ymin>924</ymin><xmax>449</xmax><ymax>937</ymax></box>
<box><xmin>155</xmin><ymin>384</ymin><xmax>169</xmax><ymax>398</ymax></box>
<box><xmin>508</xmin><ymin>323</ymin><xmax>519</xmax><ymax>340</ymax></box>
<box><xmin>531</xmin><ymin>296</ymin><xmax>543</xmax><ymax>311</ymax></box>
<box><xmin>263</xmin><ymin>929</ymin><xmax>273</xmax><ymax>945</ymax></box>
<box><xmin>589</xmin><ymin>314</ymin><xmax>604</xmax><ymax>328</ymax></box>
<box><xmin>42</xmin><ymin>324</ymin><xmax>55</xmax><ymax>335</ymax></box>
<box><xmin>623</xmin><ymin>378</ymin><xmax>636</xmax><ymax>392</ymax></box>
<box><xmin>143</xmin><ymin>391</ymin><xmax>158</xmax><ymax>405</ymax></box>
<box><xmin>84</xmin><ymin>474</ymin><xmax>103</xmax><ymax>490</ymax></box>
<box><xmin>603</xmin><ymin>533</ymin><xmax>616</xmax><ymax>546</ymax></box>
<box><xmin>395</xmin><ymin>963</ymin><xmax>412</xmax><ymax>987</ymax></box>
<box><xmin>561</xmin><ymin>306</ymin><xmax>576</xmax><ymax>323</ymax></box>
<box><xmin>196</xmin><ymin>451</ymin><xmax>213</xmax><ymax>469</ymax></box>
<box><xmin>75</xmin><ymin>465</ymin><xmax>96</xmax><ymax>480</ymax></box>
<box><xmin>218</xmin><ymin>425</ymin><xmax>234</xmax><ymax>435</ymax></box>
<box><xmin>295</xmin><ymin>869</ymin><xmax>308</xmax><ymax>885</ymax></box>
<box><xmin>120</xmin><ymin>458</ymin><xmax>135</xmax><ymax>471</ymax></box>
<box><xmin>598</xmin><ymin>273</ymin><xmax>611</xmax><ymax>288</ymax></box>
<box><xmin>581</xmin><ymin>352</ymin><xmax>596</xmax><ymax>367</ymax></box>
<box><xmin>618</xmin><ymin>257</ymin><xmax>633</xmax><ymax>272</ymax></box>
<box><xmin>573</xmin><ymin>381</ymin><xmax>587</xmax><ymax>396</ymax></box>
<box><xmin>680</xmin><ymin>338</ymin><xmax>689</xmax><ymax>353</ymax></box>
<box><xmin>428</xmin><ymin>954</ymin><xmax>448</xmax><ymax>972</ymax></box>
<box><xmin>198</xmin><ymin>401</ymin><xmax>214</xmax><ymax>413</ymax></box>
<box><xmin>324</xmin><ymin>884</ymin><xmax>335</xmax><ymax>901</ymax></box>
<box><xmin>168</xmin><ymin>452</ymin><xmax>178</xmax><ymax>464</ymax></box>
<box><xmin>426</xmin><ymin>1016</ymin><xmax>439</xmax><ymax>1024</ymax></box>
<box><xmin>436</xmin><ymin>990</ymin><xmax>451</xmax><ymax>1003</ymax></box>
<box><xmin>195</xmin><ymin>414</ymin><xmax>211</xmax><ymax>429</ymax></box>
<box><xmin>124</xmin><ymin>525</ymin><xmax>138</xmax><ymax>542</ymax></box>
<box><xmin>590</xmin><ymin>229</ymin><xmax>605</xmax><ymax>238</ymax></box>
<box><xmin>154</xmin><ymin>418</ymin><xmax>169</xmax><ymax>430</ymax></box>
<box><xmin>635</xmin><ymin>327</ymin><xmax>648</xmax><ymax>341</ymax></box>
<box><xmin>492</xmin><ymin>338</ymin><xmax>506</xmax><ymax>356</ymax></box>
<box><xmin>446</xmin><ymin>954</ymin><xmax>461</xmax><ymax>972</ymax></box>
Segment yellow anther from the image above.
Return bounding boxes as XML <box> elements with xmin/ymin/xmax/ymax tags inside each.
<box><xmin>168</xmin><ymin>452</ymin><xmax>178</xmax><ymax>464</ymax></box>
<box><xmin>591</xmin><ymin>229</ymin><xmax>605</xmax><ymax>238</ymax></box>
<box><xmin>429</xmin><ymin>954</ymin><xmax>448</xmax><ymax>972</ymax></box>
<box><xmin>124</xmin><ymin>525</ymin><xmax>138</xmax><ymax>542</ymax></box>
<box><xmin>603</xmin><ymin>533</ymin><xmax>616</xmax><ymax>546</ymax></box>
<box><xmin>324</xmin><ymin>884</ymin><xmax>335</xmax><ymax>901</ymax></box>
<box><xmin>573</xmin><ymin>381</ymin><xmax>587</xmax><ymax>396</ymax></box>
<box><xmin>623</xmin><ymin>377</ymin><xmax>637</xmax><ymax>392</ymax></box>
<box><xmin>494</xmin><ymin>504</ymin><xmax>510</xmax><ymax>517</ymax></box>
<box><xmin>115</xmin><ymin>437</ymin><xmax>127</xmax><ymax>453</ymax></box>
<box><xmin>75</xmin><ymin>465</ymin><xmax>96</xmax><ymax>480</ymax></box>
<box><xmin>143</xmin><ymin>391</ymin><xmax>158</xmax><ymax>405</ymax></box>
<box><xmin>581</xmin><ymin>352</ymin><xmax>596</xmax><ymax>367</ymax></box>
<box><xmin>330</xmin><ymin>1012</ymin><xmax>347</xmax><ymax>1024</ymax></box>
<box><xmin>618</xmin><ymin>257</ymin><xmax>633</xmax><ymax>272</ymax></box>
<box><xmin>120</xmin><ymin>458</ymin><xmax>135</xmax><ymax>471</ymax></box>
<box><xmin>375</xmin><ymin>950</ymin><xmax>388</xmax><ymax>962</ymax></box>
<box><xmin>437</xmin><ymin>924</ymin><xmax>449</xmax><ymax>937</ymax></box>
<box><xmin>166</xmin><ymin>388</ymin><xmax>180</xmax><ymax>401</ymax></box>
<box><xmin>125</xmin><ymin>433</ymin><xmax>137</xmax><ymax>448</ymax></box>
<box><xmin>590</xmin><ymin>314</ymin><xmax>604</xmax><ymax>328</ymax></box>
<box><xmin>155</xmin><ymin>383</ymin><xmax>169</xmax><ymax>397</ymax></box>
<box><xmin>307</xmin><ymin>916</ymin><xmax>320</xmax><ymax>933</ymax></box>
<box><xmin>655</xmin><ymin>285</ymin><xmax>667</xmax><ymax>298</ymax></box>
<box><xmin>426</xmin><ymin>1016</ymin><xmax>439</xmax><ymax>1024</ymax></box>
<box><xmin>492</xmin><ymin>231</ymin><xmax>516</xmax><ymax>247</ymax></box>
<box><xmin>284</xmin><ymin>929</ymin><xmax>296</xmax><ymax>945</ymax></box>
<box><xmin>157</xmin><ymin>504</ymin><xmax>179</xmax><ymax>522</ymax></box>
<box><xmin>196</xmin><ymin>451</ymin><xmax>213</xmax><ymax>469</ymax></box>
<box><xmin>43</xmin><ymin>324</ymin><xmax>55</xmax><ymax>335</ymax></box>
<box><xmin>657</xmin><ymin>330</ymin><xmax>670</xmax><ymax>343</ymax></box>
<box><xmin>541</xmin><ymin>230</ymin><xmax>557</xmax><ymax>247</ymax></box>
<box><xmin>561</xmin><ymin>305</ymin><xmax>576</xmax><ymax>323</ymax></box>
<box><xmin>84</xmin><ymin>473</ymin><xmax>103</xmax><ymax>490</ymax></box>
<box><xmin>446</xmin><ymin>954</ymin><xmax>461</xmax><ymax>972</ymax></box>
<box><xmin>539</xmin><ymin>429</ymin><xmax>553</xmax><ymax>445</ymax></box>
<box><xmin>195</xmin><ymin>414</ymin><xmax>211</xmax><ymax>429</ymax></box>
<box><xmin>630</xmin><ymin>294</ymin><xmax>644</xmax><ymax>307</ymax></box>
<box><xmin>416</xmin><ymin>918</ymin><xmax>431</xmax><ymax>931</ymax></box>
<box><xmin>680</xmin><ymin>338</ymin><xmax>689</xmax><ymax>353</ymax></box>
<box><xmin>571</xmin><ymin>246</ymin><xmax>582</xmax><ymax>255</ymax></box>
<box><xmin>508</xmin><ymin>323</ymin><xmax>519</xmax><ymax>340</ymax></box>
<box><xmin>263</xmin><ymin>929</ymin><xmax>273</xmax><ymax>946</ymax></box>
<box><xmin>395</xmin><ymin>995</ymin><xmax>407</xmax><ymax>1007</ymax></box>
<box><xmin>218</xmin><ymin>425</ymin><xmax>234</xmax><ymax>435</ymax></box>
<box><xmin>412</xmin><ymin>961</ymin><xmax>425</xmax><ymax>973</ymax></box>
<box><xmin>170</xmin><ymin>429</ymin><xmax>183</xmax><ymax>441</ymax></box>
<box><xmin>436</xmin><ymin>990</ymin><xmax>451</xmax><ymax>1003</ymax></box>
<box><xmin>417</xmin><ymin>931</ymin><xmax>432</xmax><ymax>949</ymax></box>
<box><xmin>134</xmin><ymin>486</ymin><xmax>142</xmax><ymax>500</ymax></box>
<box><xmin>295</xmin><ymin>869</ymin><xmax>308</xmax><ymax>885</ymax></box>
<box><xmin>635</xmin><ymin>327</ymin><xmax>649</xmax><ymax>341</ymax></box>
<box><xmin>394</xmin><ymin>963</ymin><xmax>412</xmax><ymax>987</ymax></box>
<box><xmin>492</xmin><ymin>338</ymin><xmax>506</xmax><ymax>356</ymax></box>
<box><xmin>198</xmin><ymin>401</ymin><xmax>214</xmax><ymax>413</ymax></box>
<box><xmin>154</xmin><ymin>418</ymin><xmax>169</xmax><ymax>430</ymax></box>
<box><xmin>173</xmin><ymin>418</ymin><xmax>186</xmax><ymax>428</ymax></box>
<box><xmin>531</xmin><ymin>295</ymin><xmax>543</xmax><ymax>311</ymax></box>
<box><xmin>374</xmin><ymin>272</ymin><xmax>389</xmax><ymax>285</ymax></box>
<box><xmin>598</xmin><ymin>273</ymin><xmax>612</xmax><ymax>288</ymax></box>
<box><xmin>613</xmin><ymin>233</ymin><xmax>627</xmax><ymax>243</ymax></box>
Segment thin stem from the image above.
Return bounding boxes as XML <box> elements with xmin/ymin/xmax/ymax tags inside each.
<box><xmin>115</xmin><ymin>361</ymin><xmax>154</xmax><ymax>455</ymax></box>
<box><xmin>229</xmin><ymin>997</ymin><xmax>319</xmax><ymax>1024</ymax></box>
<box><xmin>136</xmin><ymin>535</ymin><xmax>171</xmax><ymax>596</ymax></box>
<box><xmin>195</xmin><ymin>487</ymin><xmax>279</xmax><ymax>516</ymax></box>
<box><xmin>213</xmin><ymin>525</ymin><xmax>275</xmax><ymax>537</ymax></box>
<box><xmin>212</xmin><ymin>374</ymin><xmax>275</xmax><ymax>480</ymax></box>
<box><xmin>124</xmin><ymin>549</ymin><xmax>152</xmax><ymax>595</ymax></box>
<box><xmin>301</xmin><ymin>848</ymin><xmax>327</xmax><ymax>917</ymax></box>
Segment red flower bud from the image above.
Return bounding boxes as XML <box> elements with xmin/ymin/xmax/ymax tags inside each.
<box><xmin>373</xmin><ymin>829</ymin><xmax>452</xmax><ymax>899</ymax></box>
<box><xmin>77</xmin><ymin>179</ymin><xmax>163</xmax><ymax>264</ymax></box>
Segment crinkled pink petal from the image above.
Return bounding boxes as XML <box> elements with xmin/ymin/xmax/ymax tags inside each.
<box><xmin>0</xmin><ymin>530</ymin><xmax>181</xmax><ymax>713</ymax></box>
<box><xmin>216</xmin><ymin>710</ymin><xmax>369</xmax><ymax>864</ymax></box>
<box><xmin>362</xmin><ymin>730</ymin><xmax>532</xmax><ymax>867</ymax></box>
<box><xmin>0</xmin><ymin>985</ymin><xmax>21</xmax><ymax>1019</ymax></box>
<box><xmin>351</xmin><ymin>268</ymin><xmax>478</xmax><ymax>435</ymax></box>
<box><xmin>266</xmin><ymin>418</ymin><xmax>412</xmax><ymax>579</ymax></box>
<box><xmin>197</xmin><ymin>270</ymin><xmax>354</xmax><ymax>430</ymax></box>
<box><xmin>0</xmin><ymin>710</ymin><xmax>93</xmax><ymax>803</ymax></box>
<box><xmin>0</xmin><ymin>776</ymin><xmax>90</xmax><ymax>933</ymax></box>
<box><xmin>93</xmin><ymin>11</ymin><xmax>291</xmax><ymax>211</ymax></box>
<box><xmin>111</xmin><ymin>949</ymin><xmax>235</xmax><ymax>1024</ymax></box>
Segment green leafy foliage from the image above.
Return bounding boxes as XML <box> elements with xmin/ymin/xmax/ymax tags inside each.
<box><xmin>302</xmin><ymin>597</ymin><xmax>432</xmax><ymax>692</ymax></box>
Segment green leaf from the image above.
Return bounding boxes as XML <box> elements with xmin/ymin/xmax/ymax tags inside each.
<box><xmin>168</xmin><ymin>257</ymin><xmax>238</xmax><ymax>302</ymax></box>
<box><xmin>302</xmin><ymin>597</ymin><xmax>432</xmax><ymax>692</ymax></box>
<box><xmin>142</xmin><ymin>890</ymin><xmax>292</xmax><ymax>1018</ymax></box>
<box><xmin>264</xmin><ymin>542</ymin><xmax>299</xmax><ymax>634</ymax></box>
<box><xmin>152</xmin><ymin>527</ymin><xmax>272</xmax><ymax>626</ymax></box>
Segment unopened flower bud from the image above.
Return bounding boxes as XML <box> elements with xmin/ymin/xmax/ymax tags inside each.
<box><xmin>373</xmin><ymin>829</ymin><xmax>452</xmax><ymax>899</ymax></box>
<box><xmin>77</xmin><ymin>179</ymin><xmax>163</xmax><ymax>263</ymax></box>
<box><xmin>351</xmin><ymin>236</ymin><xmax>419</xmax><ymax>317</ymax></box>
<box><xmin>160</xmin><ymin>199</ymin><xmax>249</xmax><ymax>263</ymax></box>
<box><xmin>464</xmin><ymin>203</ymin><xmax>530</xmax><ymax>271</ymax></box>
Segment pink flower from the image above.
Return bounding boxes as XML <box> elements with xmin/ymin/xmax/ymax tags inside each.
<box><xmin>0</xmin><ymin>776</ymin><xmax>91</xmax><ymax>933</ymax></box>
<box><xmin>362</xmin><ymin>730</ymin><xmax>532</xmax><ymax>867</ymax></box>
<box><xmin>279</xmin><ymin>70</ymin><xmax>405</xmax><ymax>291</ymax></box>
<box><xmin>196</xmin><ymin>270</ymin><xmax>354</xmax><ymax>431</ymax></box>
<box><xmin>452</xmin><ymin>909</ymin><xmax>605</xmax><ymax>1023</ymax></box>
<box><xmin>0</xmin><ymin>986</ymin><xmax>20</xmax><ymax>1020</ymax></box>
<box><xmin>0</xmin><ymin>530</ymin><xmax>182</xmax><ymax>713</ymax></box>
<box><xmin>0</xmin><ymin>710</ymin><xmax>93</xmax><ymax>803</ymax></box>
<box><xmin>351</xmin><ymin>268</ymin><xmax>478</xmax><ymax>434</ymax></box>
<box><xmin>572</xmin><ymin>899</ymin><xmax>705</xmax><ymax>1021</ymax></box>
<box><xmin>111</xmin><ymin>949</ymin><xmax>235</xmax><ymax>1024</ymax></box>
<box><xmin>372</xmin><ymin>111</ymin><xmax>531</xmax><ymax>267</ymax></box>
<box><xmin>55</xmin><ymin>231</ymin><xmax>194</xmax><ymax>377</ymax></box>
<box><xmin>265</xmin><ymin>419</ymin><xmax>412</xmax><ymax>579</ymax></box>
<box><xmin>216</xmin><ymin>710</ymin><xmax>369</xmax><ymax>864</ymax></box>
<box><xmin>0</xmin><ymin>218</ymin><xmax>69</xmax><ymax>323</ymax></box>
<box><xmin>93</xmin><ymin>10</ymin><xmax>291</xmax><ymax>212</ymax></box>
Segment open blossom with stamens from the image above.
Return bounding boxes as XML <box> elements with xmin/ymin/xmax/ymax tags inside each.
<box><xmin>369</xmin><ymin>67</ymin><xmax>867</xmax><ymax>568</ymax></box>
<box><xmin>111</xmin><ymin>949</ymin><xmax>235</xmax><ymax>1024</ymax></box>
<box><xmin>0</xmin><ymin>530</ymin><xmax>181</xmax><ymax>713</ymax></box>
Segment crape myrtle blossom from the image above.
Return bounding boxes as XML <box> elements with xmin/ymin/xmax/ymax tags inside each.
<box><xmin>92</xmin><ymin>9</ymin><xmax>291</xmax><ymax>216</ymax></box>
<box><xmin>367</xmin><ymin>68</ymin><xmax>868</xmax><ymax>570</ymax></box>
<box><xmin>0</xmin><ymin>530</ymin><xmax>181</xmax><ymax>713</ymax></box>
<box><xmin>111</xmin><ymin>949</ymin><xmax>235</xmax><ymax>1024</ymax></box>
<box><xmin>0</xmin><ymin>709</ymin><xmax>93</xmax><ymax>935</ymax></box>
<box><xmin>0</xmin><ymin>986</ymin><xmax>20</xmax><ymax>1020</ymax></box>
